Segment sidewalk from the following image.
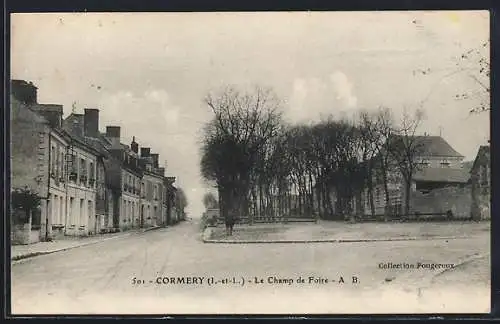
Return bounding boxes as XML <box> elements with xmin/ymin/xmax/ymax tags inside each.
<box><xmin>11</xmin><ymin>226</ymin><xmax>162</xmax><ymax>262</ymax></box>
<box><xmin>203</xmin><ymin>221</ymin><xmax>490</xmax><ymax>243</ymax></box>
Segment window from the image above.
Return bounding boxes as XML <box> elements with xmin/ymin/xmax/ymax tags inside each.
<box><xmin>418</xmin><ymin>159</ymin><xmax>430</xmax><ymax>168</ymax></box>
<box><xmin>69</xmin><ymin>197</ymin><xmax>74</xmax><ymax>225</ymax></box>
<box><xmin>60</xmin><ymin>196</ymin><xmax>64</xmax><ymax>225</ymax></box>
<box><xmin>55</xmin><ymin>146</ymin><xmax>60</xmax><ymax>180</ymax></box>
<box><xmin>51</xmin><ymin>145</ymin><xmax>56</xmax><ymax>177</ymax></box>
<box><xmin>70</xmin><ymin>154</ymin><xmax>78</xmax><ymax>182</ymax></box>
<box><xmin>80</xmin><ymin>199</ymin><xmax>85</xmax><ymax>226</ymax></box>
<box><xmin>440</xmin><ymin>159</ymin><xmax>450</xmax><ymax>167</ymax></box>
<box><xmin>59</xmin><ymin>150</ymin><xmax>65</xmax><ymax>181</ymax></box>
<box><xmin>89</xmin><ymin>162</ymin><xmax>95</xmax><ymax>186</ymax></box>
<box><xmin>80</xmin><ymin>158</ymin><xmax>87</xmax><ymax>185</ymax></box>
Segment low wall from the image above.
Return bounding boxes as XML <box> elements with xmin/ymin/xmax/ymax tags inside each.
<box><xmin>11</xmin><ymin>224</ymin><xmax>31</xmax><ymax>245</ymax></box>
<box><xmin>12</xmin><ymin>223</ymin><xmax>40</xmax><ymax>244</ymax></box>
<box><xmin>30</xmin><ymin>229</ymin><xmax>40</xmax><ymax>244</ymax></box>
<box><xmin>410</xmin><ymin>186</ymin><xmax>471</xmax><ymax>219</ymax></box>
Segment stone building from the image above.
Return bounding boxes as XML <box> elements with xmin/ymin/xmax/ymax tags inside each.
<box><xmin>64</xmin><ymin>109</ymin><xmax>114</xmax><ymax>232</ymax></box>
<box><xmin>10</xmin><ymin>93</ymin><xmax>49</xmax><ymax>244</ymax></box>
<box><xmin>470</xmin><ymin>145</ymin><xmax>491</xmax><ymax>220</ymax></box>
<box><xmin>163</xmin><ymin>176</ymin><xmax>176</xmax><ymax>225</ymax></box>
<box><xmin>100</xmin><ymin>128</ymin><xmax>143</xmax><ymax>230</ymax></box>
<box><xmin>139</xmin><ymin>148</ymin><xmax>165</xmax><ymax>227</ymax></box>
<box><xmin>359</xmin><ymin>135</ymin><xmax>470</xmax><ymax>218</ymax></box>
<box><xmin>11</xmin><ymin>79</ymin><xmax>104</xmax><ymax>241</ymax></box>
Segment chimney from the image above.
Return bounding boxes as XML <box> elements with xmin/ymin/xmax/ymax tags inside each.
<box><xmin>84</xmin><ymin>108</ymin><xmax>99</xmax><ymax>138</ymax></box>
<box><xmin>11</xmin><ymin>79</ymin><xmax>38</xmax><ymax>105</ymax></box>
<box><xmin>141</xmin><ymin>147</ymin><xmax>151</xmax><ymax>157</ymax></box>
<box><xmin>32</xmin><ymin>104</ymin><xmax>64</xmax><ymax>129</ymax></box>
<box><xmin>106</xmin><ymin>126</ymin><xmax>121</xmax><ymax>148</ymax></box>
<box><xmin>151</xmin><ymin>153</ymin><xmax>159</xmax><ymax>169</ymax></box>
<box><xmin>131</xmin><ymin>136</ymin><xmax>139</xmax><ymax>153</ymax></box>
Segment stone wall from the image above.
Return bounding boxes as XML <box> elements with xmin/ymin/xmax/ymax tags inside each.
<box><xmin>11</xmin><ymin>224</ymin><xmax>31</xmax><ymax>245</ymax></box>
<box><xmin>410</xmin><ymin>185</ymin><xmax>471</xmax><ymax>219</ymax></box>
<box><xmin>11</xmin><ymin>96</ymin><xmax>49</xmax><ymax>195</ymax></box>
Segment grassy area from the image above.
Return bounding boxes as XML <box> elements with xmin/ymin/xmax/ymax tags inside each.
<box><xmin>207</xmin><ymin>221</ymin><xmax>490</xmax><ymax>241</ymax></box>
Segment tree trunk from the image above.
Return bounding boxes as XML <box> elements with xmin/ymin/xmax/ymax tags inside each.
<box><xmin>367</xmin><ymin>165</ymin><xmax>375</xmax><ymax>218</ymax></box>
<box><xmin>381</xmin><ymin>162</ymin><xmax>391</xmax><ymax>221</ymax></box>
<box><xmin>404</xmin><ymin>178</ymin><xmax>411</xmax><ymax>220</ymax></box>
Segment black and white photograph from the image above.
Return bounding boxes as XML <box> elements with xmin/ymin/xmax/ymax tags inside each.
<box><xmin>9</xmin><ymin>11</ymin><xmax>490</xmax><ymax>314</ymax></box>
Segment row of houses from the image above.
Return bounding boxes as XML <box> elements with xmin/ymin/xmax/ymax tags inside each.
<box><xmin>11</xmin><ymin>79</ymin><xmax>184</xmax><ymax>244</ymax></box>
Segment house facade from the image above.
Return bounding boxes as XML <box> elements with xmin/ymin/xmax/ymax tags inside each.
<box><xmin>102</xmin><ymin>128</ymin><xmax>144</xmax><ymax>231</ymax></box>
<box><xmin>163</xmin><ymin>176</ymin><xmax>176</xmax><ymax>225</ymax></box>
<box><xmin>10</xmin><ymin>93</ymin><xmax>49</xmax><ymax>244</ymax></box>
<box><xmin>64</xmin><ymin>109</ymin><xmax>114</xmax><ymax>233</ymax></box>
<box><xmin>11</xmin><ymin>80</ymin><xmax>104</xmax><ymax>241</ymax></box>
<box><xmin>61</xmin><ymin>134</ymin><xmax>101</xmax><ymax>237</ymax></box>
<box><xmin>139</xmin><ymin>148</ymin><xmax>166</xmax><ymax>227</ymax></box>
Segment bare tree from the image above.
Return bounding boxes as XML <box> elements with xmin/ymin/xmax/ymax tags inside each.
<box><xmin>415</xmin><ymin>39</ymin><xmax>490</xmax><ymax>114</ymax></box>
<box><xmin>388</xmin><ymin>109</ymin><xmax>426</xmax><ymax>217</ymax></box>
<box><xmin>200</xmin><ymin>85</ymin><xmax>283</xmax><ymax>231</ymax></box>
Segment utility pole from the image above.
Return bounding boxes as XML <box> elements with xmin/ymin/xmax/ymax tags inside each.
<box><xmin>438</xmin><ymin>126</ymin><xmax>443</xmax><ymax>137</ymax></box>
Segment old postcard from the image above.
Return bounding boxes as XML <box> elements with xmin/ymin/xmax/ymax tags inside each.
<box><xmin>9</xmin><ymin>11</ymin><xmax>490</xmax><ymax>315</ymax></box>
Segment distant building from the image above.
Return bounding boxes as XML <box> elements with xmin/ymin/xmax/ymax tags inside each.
<box><xmin>163</xmin><ymin>176</ymin><xmax>176</xmax><ymax>225</ymax></box>
<box><xmin>360</xmin><ymin>135</ymin><xmax>470</xmax><ymax>217</ymax></box>
<box><xmin>139</xmin><ymin>149</ymin><xmax>165</xmax><ymax>227</ymax></box>
<box><xmin>98</xmin><ymin>128</ymin><xmax>143</xmax><ymax>230</ymax></box>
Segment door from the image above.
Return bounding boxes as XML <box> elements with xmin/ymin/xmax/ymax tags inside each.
<box><xmin>140</xmin><ymin>204</ymin><xmax>145</xmax><ymax>227</ymax></box>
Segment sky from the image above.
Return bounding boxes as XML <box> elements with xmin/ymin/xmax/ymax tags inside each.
<box><xmin>11</xmin><ymin>11</ymin><xmax>490</xmax><ymax>218</ymax></box>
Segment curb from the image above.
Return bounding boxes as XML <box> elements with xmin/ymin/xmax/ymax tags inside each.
<box><xmin>203</xmin><ymin>235</ymin><xmax>471</xmax><ymax>244</ymax></box>
<box><xmin>141</xmin><ymin>226</ymin><xmax>163</xmax><ymax>233</ymax></box>
<box><xmin>11</xmin><ymin>233</ymin><xmax>133</xmax><ymax>263</ymax></box>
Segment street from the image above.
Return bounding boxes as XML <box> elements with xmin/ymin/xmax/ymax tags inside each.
<box><xmin>11</xmin><ymin>220</ymin><xmax>490</xmax><ymax>314</ymax></box>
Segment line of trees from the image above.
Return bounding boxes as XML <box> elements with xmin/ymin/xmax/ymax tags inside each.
<box><xmin>200</xmin><ymin>85</ymin><xmax>427</xmax><ymax>223</ymax></box>
<box><xmin>175</xmin><ymin>187</ymin><xmax>188</xmax><ymax>220</ymax></box>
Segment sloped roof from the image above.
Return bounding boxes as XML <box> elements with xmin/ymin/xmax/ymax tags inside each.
<box><xmin>83</xmin><ymin>136</ymin><xmax>110</xmax><ymax>158</ymax></box>
<box><xmin>413</xmin><ymin>167</ymin><xmax>470</xmax><ymax>183</ymax></box>
<box><xmin>390</xmin><ymin>135</ymin><xmax>464</xmax><ymax>158</ymax></box>
<box><xmin>415</xmin><ymin>136</ymin><xmax>464</xmax><ymax>157</ymax></box>
<box><xmin>461</xmin><ymin>160</ymin><xmax>474</xmax><ymax>172</ymax></box>
<box><xmin>471</xmin><ymin>145</ymin><xmax>490</xmax><ymax>171</ymax></box>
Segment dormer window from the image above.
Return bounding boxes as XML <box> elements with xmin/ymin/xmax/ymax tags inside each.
<box><xmin>417</xmin><ymin>159</ymin><xmax>430</xmax><ymax>168</ymax></box>
<box><xmin>440</xmin><ymin>159</ymin><xmax>450</xmax><ymax>167</ymax></box>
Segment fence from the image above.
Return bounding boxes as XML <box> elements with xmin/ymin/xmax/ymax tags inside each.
<box><xmin>214</xmin><ymin>215</ymin><xmax>317</xmax><ymax>226</ymax></box>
